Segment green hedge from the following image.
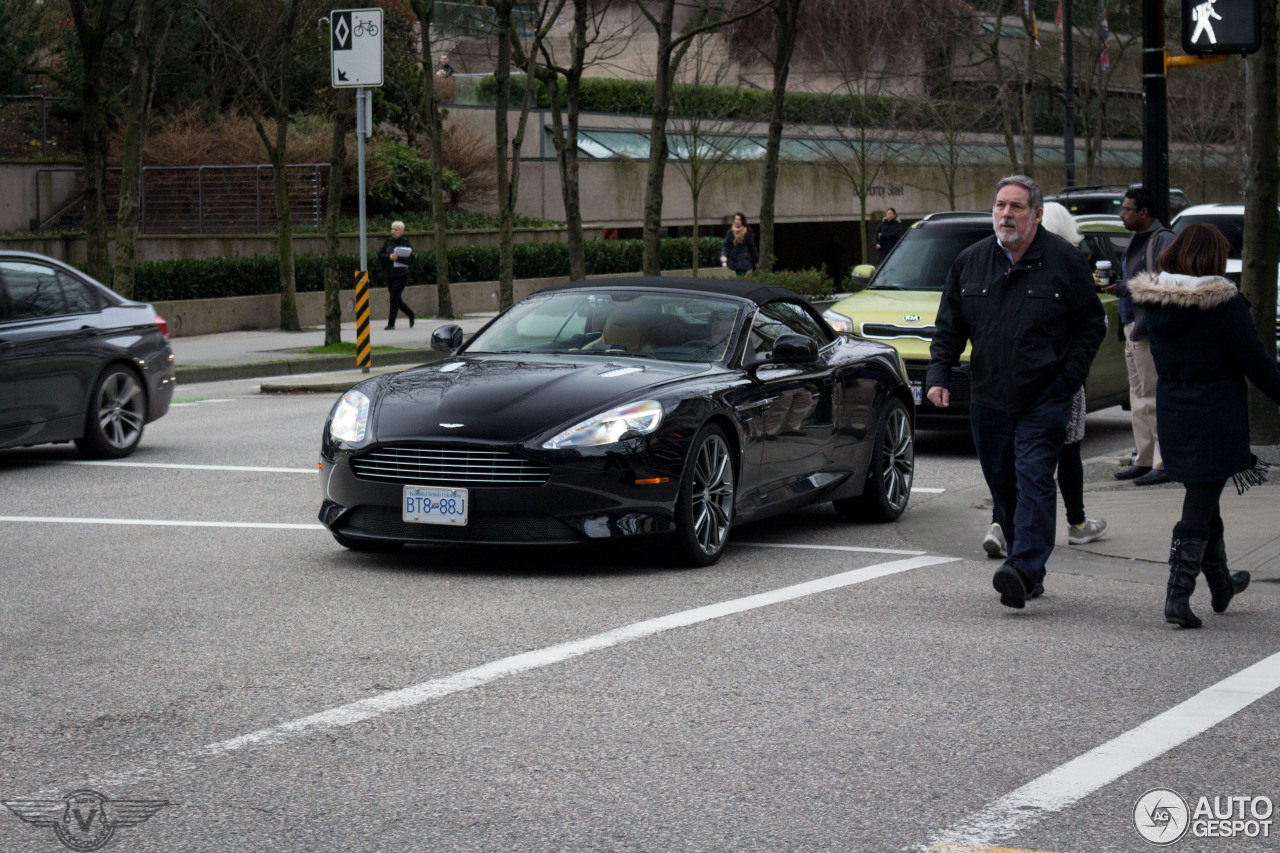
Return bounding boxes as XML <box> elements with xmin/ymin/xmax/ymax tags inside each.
<box><xmin>131</xmin><ymin>236</ymin><xmax>725</xmax><ymax>302</ymax></box>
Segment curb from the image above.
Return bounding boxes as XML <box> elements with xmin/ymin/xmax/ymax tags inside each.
<box><xmin>173</xmin><ymin>348</ymin><xmax>443</xmax><ymax>384</ymax></box>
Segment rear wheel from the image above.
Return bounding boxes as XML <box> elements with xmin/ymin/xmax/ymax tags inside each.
<box><xmin>75</xmin><ymin>366</ymin><xmax>147</xmax><ymax>459</ymax></box>
<box><xmin>834</xmin><ymin>397</ymin><xmax>913</xmax><ymax>522</ymax></box>
<box><xmin>669</xmin><ymin>425</ymin><xmax>735</xmax><ymax>567</ymax></box>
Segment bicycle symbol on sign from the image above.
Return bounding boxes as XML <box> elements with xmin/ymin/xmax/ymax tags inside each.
<box><xmin>353</xmin><ymin>16</ymin><xmax>378</xmax><ymax>37</ymax></box>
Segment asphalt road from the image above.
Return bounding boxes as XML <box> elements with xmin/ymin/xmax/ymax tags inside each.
<box><xmin>1</xmin><ymin>389</ymin><xmax>1277</xmax><ymax>853</ymax></box>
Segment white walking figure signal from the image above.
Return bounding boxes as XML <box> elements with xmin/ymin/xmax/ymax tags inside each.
<box><xmin>1191</xmin><ymin>0</ymin><xmax>1222</xmax><ymax>44</ymax></box>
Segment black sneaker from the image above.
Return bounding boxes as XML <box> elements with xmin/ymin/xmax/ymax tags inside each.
<box><xmin>1028</xmin><ymin>582</ymin><xmax>1045</xmax><ymax>599</ymax></box>
<box><xmin>992</xmin><ymin>563</ymin><xmax>1028</xmax><ymax>609</ymax></box>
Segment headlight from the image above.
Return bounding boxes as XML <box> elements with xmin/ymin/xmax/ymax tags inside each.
<box><xmin>329</xmin><ymin>389</ymin><xmax>371</xmax><ymax>442</ymax></box>
<box><xmin>543</xmin><ymin>400</ymin><xmax>663</xmax><ymax>449</ymax></box>
<box><xmin>822</xmin><ymin>308</ymin><xmax>853</xmax><ymax>334</ymax></box>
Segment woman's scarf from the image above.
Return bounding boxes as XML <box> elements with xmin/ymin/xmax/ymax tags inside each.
<box><xmin>731</xmin><ymin>223</ymin><xmax>747</xmax><ymax>245</ymax></box>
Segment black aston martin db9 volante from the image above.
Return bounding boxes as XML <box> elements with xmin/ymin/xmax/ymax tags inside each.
<box><xmin>318</xmin><ymin>277</ymin><xmax>915</xmax><ymax>566</ymax></box>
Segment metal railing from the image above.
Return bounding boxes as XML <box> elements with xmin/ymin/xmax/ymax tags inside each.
<box><xmin>2</xmin><ymin>95</ymin><xmax>71</xmax><ymax>158</ymax></box>
<box><xmin>33</xmin><ymin>163</ymin><xmax>329</xmax><ymax>234</ymax></box>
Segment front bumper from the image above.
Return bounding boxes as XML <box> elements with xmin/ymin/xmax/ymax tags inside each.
<box><xmin>318</xmin><ymin>439</ymin><xmax>686</xmax><ymax>547</ymax></box>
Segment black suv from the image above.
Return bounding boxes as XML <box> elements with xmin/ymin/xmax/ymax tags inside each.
<box><xmin>1047</xmin><ymin>184</ymin><xmax>1190</xmax><ymax>218</ymax></box>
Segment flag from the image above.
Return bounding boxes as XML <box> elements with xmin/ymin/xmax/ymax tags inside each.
<box><xmin>1056</xmin><ymin>0</ymin><xmax>1064</xmax><ymax>64</ymax></box>
<box><xmin>1026</xmin><ymin>0</ymin><xmax>1042</xmax><ymax>49</ymax></box>
<box><xmin>1099</xmin><ymin>0</ymin><xmax>1111</xmax><ymax>70</ymax></box>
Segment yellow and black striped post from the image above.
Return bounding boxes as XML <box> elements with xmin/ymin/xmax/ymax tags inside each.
<box><xmin>354</xmin><ymin>271</ymin><xmax>372</xmax><ymax>373</ymax></box>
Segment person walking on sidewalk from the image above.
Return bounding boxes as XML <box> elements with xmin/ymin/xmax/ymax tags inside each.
<box><xmin>928</xmin><ymin>176</ymin><xmax>1106</xmax><ymax>609</ymax></box>
<box><xmin>1128</xmin><ymin>223</ymin><xmax>1280</xmax><ymax>628</ymax></box>
<box><xmin>1110</xmin><ymin>188</ymin><xmax>1176</xmax><ymax>486</ymax></box>
<box><xmin>720</xmin><ymin>212</ymin><xmax>759</xmax><ymax>277</ymax></box>
<box><xmin>982</xmin><ymin>202</ymin><xmax>1108</xmax><ymax>559</ymax></box>
<box><xmin>875</xmin><ymin>208</ymin><xmax>902</xmax><ymax>263</ymax></box>
<box><xmin>378</xmin><ymin>221</ymin><xmax>416</xmax><ymax>330</ymax></box>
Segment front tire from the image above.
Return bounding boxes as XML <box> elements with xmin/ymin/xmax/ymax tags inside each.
<box><xmin>75</xmin><ymin>365</ymin><xmax>147</xmax><ymax>459</ymax></box>
<box><xmin>833</xmin><ymin>397</ymin><xmax>913</xmax><ymax>522</ymax></box>
<box><xmin>669</xmin><ymin>424</ymin><xmax>735</xmax><ymax>567</ymax></box>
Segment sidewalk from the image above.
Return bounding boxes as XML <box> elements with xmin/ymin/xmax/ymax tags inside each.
<box><xmin>170</xmin><ymin>314</ymin><xmax>496</xmax><ymax>386</ymax></box>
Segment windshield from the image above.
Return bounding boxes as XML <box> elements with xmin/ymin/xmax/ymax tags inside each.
<box><xmin>465</xmin><ymin>290</ymin><xmax>743</xmax><ymax>363</ymax></box>
<box><xmin>869</xmin><ymin>222</ymin><xmax>991</xmax><ymax>292</ymax></box>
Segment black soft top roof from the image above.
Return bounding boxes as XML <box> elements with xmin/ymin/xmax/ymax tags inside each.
<box><xmin>538</xmin><ymin>276</ymin><xmax>804</xmax><ymax>307</ymax></box>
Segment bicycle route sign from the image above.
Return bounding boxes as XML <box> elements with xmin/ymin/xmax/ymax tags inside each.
<box><xmin>331</xmin><ymin>8</ymin><xmax>383</xmax><ymax>88</ymax></box>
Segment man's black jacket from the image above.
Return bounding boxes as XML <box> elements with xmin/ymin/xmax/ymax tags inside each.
<box><xmin>926</xmin><ymin>226</ymin><xmax>1106</xmax><ymax>414</ymax></box>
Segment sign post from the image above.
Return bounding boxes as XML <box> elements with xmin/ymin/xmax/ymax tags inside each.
<box><xmin>331</xmin><ymin>8</ymin><xmax>382</xmax><ymax>372</ymax></box>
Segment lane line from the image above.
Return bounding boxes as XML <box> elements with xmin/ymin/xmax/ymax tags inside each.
<box><xmin>61</xmin><ymin>460</ymin><xmax>312</xmax><ymax>474</ymax></box>
<box><xmin>918</xmin><ymin>648</ymin><xmax>1280</xmax><ymax>851</ymax></box>
<box><xmin>64</xmin><ymin>554</ymin><xmax>958</xmax><ymax>791</ymax></box>
<box><xmin>914</xmin><ymin>487</ymin><xmax>946</xmax><ymax>494</ymax></box>
<box><xmin>739</xmin><ymin>542</ymin><xmax>926</xmax><ymax>556</ymax></box>
<box><xmin>0</xmin><ymin>516</ymin><xmax>323</xmax><ymax>530</ymax></box>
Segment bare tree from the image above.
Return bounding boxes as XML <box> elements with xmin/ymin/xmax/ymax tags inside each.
<box><xmin>1242</xmin><ymin>0</ymin><xmax>1280</xmax><ymax>443</ymax></box>
<box><xmin>636</xmin><ymin>0</ymin><xmax>771</xmax><ymax>276</ymax></box>
<box><xmin>537</xmin><ymin>0</ymin><xmax>632</xmax><ymax>281</ymax></box>
<box><xmin>486</xmin><ymin>0</ymin><xmax>566</xmax><ymax>309</ymax></box>
<box><xmin>667</xmin><ymin>34</ymin><xmax>757</xmax><ymax>275</ymax></box>
<box><xmin>1168</xmin><ymin>60</ymin><xmax>1245</xmax><ymax>200</ymax></box>
<box><xmin>114</xmin><ymin>0</ymin><xmax>173</xmax><ymax>300</ymax></box>
<box><xmin>322</xmin><ymin>87</ymin><xmax>353</xmax><ymax>346</ymax></box>
<box><xmin>1069</xmin><ymin>0</ymin><xmax>1140</xmax><ymax>182</ymax></box>
<box><xmin>911</xmin><ymin>97</ymin><xmax>999</xmax><ymax>210</ymax></box>
<box><xmin>410</xmin><ymin>0</ymin><xmax>456</xmax><ymax>317</ymax></box>
<box><xmin>197</xmin><ymin>0</ymin><xmax>327</xmax><ymax>331</ymax></box>
<box><xmin>67</xmin><ymin>0</ymin><xmax>126</xmax><ymax>284</ymax></box>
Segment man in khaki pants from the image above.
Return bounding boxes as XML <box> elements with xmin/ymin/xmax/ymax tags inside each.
<box><xmin>1109</xmin><ymin>188</ymin><xmax>1175</xmax><ymax>486</ymax></box>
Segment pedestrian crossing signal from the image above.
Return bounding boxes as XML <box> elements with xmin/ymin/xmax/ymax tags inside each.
<box><xmin>1181</xmin><ymin>0</ymin><xmax>1260</xmax><ymax>56</ymax></box>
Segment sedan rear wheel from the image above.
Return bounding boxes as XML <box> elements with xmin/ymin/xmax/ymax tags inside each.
<box><xmin>833</xmin><ymin>397</ymin><xmax>913</xmax><ymax>522</ymax></box>
<box><xmin>669</xmin><ymin>424</ymin><xmax>735</xmax><ymax>567</ymax></box>
<box><xmin>75</xmin><ymin>366</ymin><xmax>147</xmax><ymax>459</ymax></box>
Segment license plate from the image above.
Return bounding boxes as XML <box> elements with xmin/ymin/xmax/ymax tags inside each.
<box><xmin>403</xmin><ymin>486</ymin><xmax>469</xmax><ymax>525</ymax></box>
<box><xmin>911</xmin><ymin>382</ymin><xmax>922</xmax><ymax>405</ymax></box>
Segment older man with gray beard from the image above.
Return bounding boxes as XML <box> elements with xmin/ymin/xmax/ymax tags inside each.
<box><xmin>926</xmin><ymin>175</ymin><xmax>1106</xmax><ymax>609</ymax></box>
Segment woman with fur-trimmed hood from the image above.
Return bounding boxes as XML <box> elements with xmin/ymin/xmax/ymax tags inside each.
<box><xmin>1129</xmin><ymin>223</ymin><xmax>1280</xmax><ymax>629</ymax></box>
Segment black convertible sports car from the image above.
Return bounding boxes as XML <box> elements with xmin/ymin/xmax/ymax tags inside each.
<box><xmin>318</xmin><ymin>277</ymin><xmax>915</xmax><ymax>566</ymax></box>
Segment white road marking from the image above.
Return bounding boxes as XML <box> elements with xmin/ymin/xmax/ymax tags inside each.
<box><xmin>739</xmin><ymin>542</ymin><xmax>926</xmax><ymax>556</ymax></box>
<box><xmin>914</xmin><ymin>487</ymin><xmax>945</xmax><ymax>494</ymax></box>
<box><xmin>0</xmin><ymin>516</ymin><xmax>323</xmax><ymax>530</ymax></box>
<box><xmin>918</xmin><ymin>648</ymin><xmax>1280</xmax><ymax>851</ymax></box>
<box><xmin>64</xmin><ymin>554</ymin><xmax>957</xmax><ymax>791</ymax></box>
<box><xmin>61</xmin><ymin>460</ymin><xmax>312</xmax><ymax>474</ymax></box>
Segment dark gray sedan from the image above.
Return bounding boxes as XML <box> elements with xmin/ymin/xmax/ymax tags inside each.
<box><xmin>0</xmin><ymin>251</ymin><xmax>174</xmax><ymax>457</ymax></box>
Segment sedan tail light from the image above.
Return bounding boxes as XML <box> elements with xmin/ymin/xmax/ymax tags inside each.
<box><xmin>154</xmin><ymin>315</ymin><xmax>169</xmax><ymax>338</ymax></box>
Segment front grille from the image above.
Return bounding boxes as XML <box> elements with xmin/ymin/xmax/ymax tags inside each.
<box><xmin>861</xmin><ymin>323</ymin><xmax>937</xmax><ymax>340</ymax></box>
<box><xmin>344</xmin><ymin>506</ymin><xmax>578</xmax><ymax>542</ymax></box>
<box><xmin>352</xmin><ymin>445</ymin><xmax>551</xmax><ymax>487</ymax></box>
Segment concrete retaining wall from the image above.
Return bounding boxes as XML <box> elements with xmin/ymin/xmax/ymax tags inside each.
<box><xmin>152</xmin><ymin>268</ymin><xmax>735</xmax><ymax>337</ymax></box>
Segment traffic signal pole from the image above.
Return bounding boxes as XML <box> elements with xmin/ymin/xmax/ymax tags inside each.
<box><xmin>1142</xmin><ymin>0</ymin><xmax>1171</xmax><ymax>224</ymax></box>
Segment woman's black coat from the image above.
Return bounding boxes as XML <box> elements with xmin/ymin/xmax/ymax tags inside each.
<box><xmin>721</xmin><ymin>228</ymin><xmax>759</xmax><ymax>273</ymax></box>
<box><xmin>1129</xmin><ymin>271</ymin><xmax>1280</xmax><ymax>483</ymax></box>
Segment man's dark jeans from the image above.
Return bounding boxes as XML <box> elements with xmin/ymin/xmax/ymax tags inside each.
<box><xmin>971</xmin><ymin>394</ymin><xmax>1072</xmax><ymax>585</ymax></box>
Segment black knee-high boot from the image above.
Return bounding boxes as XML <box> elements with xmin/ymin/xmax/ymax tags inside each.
<box><xmin>1200</xmin><ymin>535</ymin><xmax>1250</xmax><ymax>614</ymax></box>
<box><xmin>1165</xmin><ymin>525</ymin><xmax>1206</xmax><ymax>629</ymax></box>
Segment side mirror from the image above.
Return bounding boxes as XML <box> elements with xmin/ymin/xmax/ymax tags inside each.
<box><xmin>431</xmin><ymin>324</ymin><xmax>464</xmax><ymax>354</ymax></box>
<box><xmin>852</xmin><ymin>264</ymin><xmax>876</xmax><ymax>280</ymax></box>
<box><xmin>769</xmin><ymin>333</ymin><xmax>819</xmax><ymax>364</ymax></box>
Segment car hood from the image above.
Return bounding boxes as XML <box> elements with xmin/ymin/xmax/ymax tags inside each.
<box><xmin>831</xmin><ymin>290</ymin><xmax>970</xmax><ymax>361</ymax></box>
<box><xmin>370</xmin><ymin>354</ymin><xmax>709</xmax><ymax>443</ymax></box>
